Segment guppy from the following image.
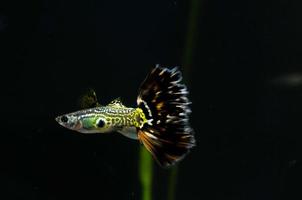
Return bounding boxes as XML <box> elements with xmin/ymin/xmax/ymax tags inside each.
<box><xmin>55</xmin><ymin>65</ymin><xmax>195</xmax><ymax>167</ymax></box>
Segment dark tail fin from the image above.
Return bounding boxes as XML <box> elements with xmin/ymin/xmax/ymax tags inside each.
<box><xmin>137</xmin><ymin>65</ymin><xmax>196</xmax><ymax>168</ymax></box>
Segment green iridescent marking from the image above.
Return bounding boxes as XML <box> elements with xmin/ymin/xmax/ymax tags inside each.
<box><xmin>82</xmin><ymin>117</ymin><xmax>96</xmax><ymax>129</ymax></box>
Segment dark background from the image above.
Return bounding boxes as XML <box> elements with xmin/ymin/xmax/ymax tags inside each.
<box><xmin>1</xmin><ymin>0</ymin><xmax>302</xmax><ymax>199</ymax></box>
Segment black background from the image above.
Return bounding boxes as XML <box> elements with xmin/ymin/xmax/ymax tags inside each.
<box><xmin>1</xmin><ymin>0</ymin><xmax>302</xmax><ymax>199</ymax></box>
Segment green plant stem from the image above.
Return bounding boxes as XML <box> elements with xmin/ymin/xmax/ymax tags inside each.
<box><xmin>139</xmin><ymin>146</ymin><xmax>153</xmax><ymax>200</ymax></box>
<box><xmin>167</xmin><ymin>166</ymin><xmax>178</xmax><ymax>200</ymax></box>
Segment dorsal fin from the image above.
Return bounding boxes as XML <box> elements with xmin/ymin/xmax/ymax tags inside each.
<box><xmin>78</xmin><ymin>88</ymin><xmax>101</xmax><ymax>109</ymax></box>
<box><xmin>107</xmin><ymin>97</ymin><xmax>126</xmax><ymax>108</ymax></box>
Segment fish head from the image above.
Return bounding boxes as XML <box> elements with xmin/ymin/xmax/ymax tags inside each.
<box><xmin>56</xmin><ymin>113</ymin><xmax>83</xmax><ymax>132</ymax></box>
<box><xmin>56</xmin><ymin>109</ymin><xmax>112</xmax><ymax>134</ymax></box>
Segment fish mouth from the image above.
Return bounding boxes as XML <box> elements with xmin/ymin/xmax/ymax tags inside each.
<box><xmin>55</xmin><ymin>116</ymin><xmax>64</xmax><ymax>125</ymax></box>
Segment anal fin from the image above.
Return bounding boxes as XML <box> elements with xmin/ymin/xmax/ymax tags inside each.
<box><xmin>117</xmin><ymin>127</ymin><xmax>138</xmax><ymax>140</ymax></box>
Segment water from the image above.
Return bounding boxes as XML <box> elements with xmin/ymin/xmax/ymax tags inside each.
<box><xmin>1</xmin><ymin>0</ymin><xmax>302</xmax><ymax>199</ymax></box>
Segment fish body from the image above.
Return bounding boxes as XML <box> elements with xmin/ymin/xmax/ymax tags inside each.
<box><xmin>56</xmin><ymin>101</ymin><xmax>148</xmax><ymax>139</ymax></box>
<box><xmin>56</xmin><ymin>65</ymin><xmax>195</xmax><ymax>167</ymax></box>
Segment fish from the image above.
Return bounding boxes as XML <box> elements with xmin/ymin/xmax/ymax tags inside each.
<box><xmin>55</xmin><ymin>65</ymin><xmax>196</xmax><ymax>167</ymax></box>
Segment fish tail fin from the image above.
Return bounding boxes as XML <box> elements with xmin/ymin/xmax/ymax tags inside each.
<box><xmin>136</xmin><ymin>65</ymin><xmax>196</xmax><ymax>168</ymax></box>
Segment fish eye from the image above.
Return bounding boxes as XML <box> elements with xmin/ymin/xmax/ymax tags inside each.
<box><xmin>97</xmin><ymin>119</ymin><xmax>105</xmax><ymax>128</ymax></box>
<box><xmin>61</xmin><ymin>116</ymin><xmax>68</xmax><ymax>123</ymax></box>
